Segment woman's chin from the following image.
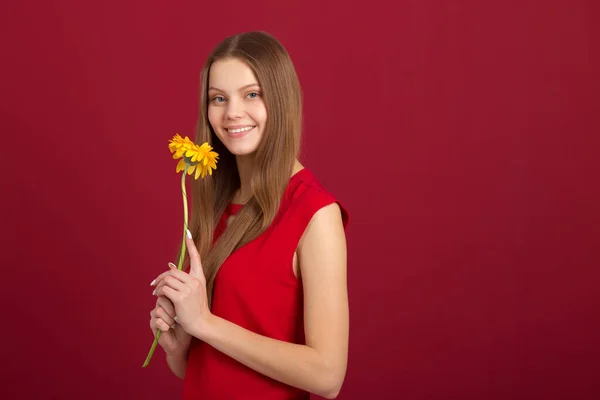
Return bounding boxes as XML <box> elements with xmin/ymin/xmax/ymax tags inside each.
<box><xmin>226</xmin><ymin>145</ymin><xmax>259</xmax><ymax>157</ymax></box>
<box><xmin>222</xmin><ymin>137</ymin><xmax>262</xmax><ymax>157</ymax></box>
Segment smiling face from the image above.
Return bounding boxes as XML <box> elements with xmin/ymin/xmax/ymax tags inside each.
<box><xmin>207</xmin><ymin>57</ymin><xmax>267</xmax><ymax>157</ymax></box>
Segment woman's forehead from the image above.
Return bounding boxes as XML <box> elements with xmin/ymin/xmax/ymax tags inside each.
<box><xmin>209</xmin><ymin>58</ymin><xmax>259</xmax><ymax>91</ymax></box>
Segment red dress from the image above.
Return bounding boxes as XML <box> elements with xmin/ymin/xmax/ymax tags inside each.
<box><xmin>182</xmin><ymin>168</ymin><xmax>349</xmax><ymax>399</ymax></box>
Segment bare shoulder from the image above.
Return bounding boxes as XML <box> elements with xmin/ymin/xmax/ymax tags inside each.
<box><xmin>298</xmin><ymin>202</ymin><xmax>346</xmax><ymax>256</ymax></box>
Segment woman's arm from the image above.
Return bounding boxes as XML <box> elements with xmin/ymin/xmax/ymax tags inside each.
<box><xmin>195</xmin><ymin>203</ymin><xmax>349</xmax><ymax>398</ymax></box>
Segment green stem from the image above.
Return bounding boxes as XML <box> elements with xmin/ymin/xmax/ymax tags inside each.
<box><xmin>142</xmin><ymin>165</ymin><xmax>189</xmax><ymax>368</ymax></box>
<box><xmin>178</xmin><ymin>166</ymin><xmax>188</xmax><ymax>270</ymax></box>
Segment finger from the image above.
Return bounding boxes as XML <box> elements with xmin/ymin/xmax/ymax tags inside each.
<box><xmin>151</xmin><ymin>265</ymin><xmax>191</xmax><ymax>287</ymax></box>
<box><xmin>163</xmin><ymin>275</ymin><xmax>184</xmax><ymax>292</ymax></box>
<box><xmin>153</xmin><ymin>275</ymin><xmax>185</xmax><ymax>297</ymax></box>
<box><xmin>150</xmin><ymin>318</ymin><xmax>158</xmax><ymax>335</ymax></box>
<box><xmin>156</xmin><ymin>306</ymin><xmax>176</xmax><ymax>327</ymax></box>
<box><xmin>156</xmin><ymin>296</ymin><xmax>176</xmax><ymax>318</ymax></box>
<box><xmin>150</xmin><ymin>309</ymin><xmax>158</xmax><ymax>329</ymax></box>
<box><xmin>156</xmin><ymin>285</ymin><xmax>179</xmax><ymax>303</ymax></box>
<box><xmin>155</xmin><ymin>300</ymin><xmax>175</xmax><ymax>322</ymax></box>
<box><xmin>149</xmin><ymin>310</ymin><xmax>162</xmax><ymax>334</ymax></box>
<box><xmin>151</xmin><ymin>264</ymin><xmax>178</xmax><ymax>286</ymax></box>
<box><xmin>186</xmin><ymin>229</ymin><xmax>204</xmax><ymax>279</ymax></box>
<box><xmin>150</xmin><ymin>307</ymin><xmax>165</xmax><ymax>323</ymax></box>
<box><xmin>156</xmin><ymin>318</ymin><xmax>172</xmax><ymax>333</ymax></box>
<box><xmin>150</xmin><ymin>263</ymin><xmax>176</xmax><ymax>286</ymax></box>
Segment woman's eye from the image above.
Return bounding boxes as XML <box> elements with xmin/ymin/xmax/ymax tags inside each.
<box><xmin>213</xmin><ymin>96</ymin><xmax>225</xmax><ymax>103</ymax></box>
<box><xmin>247</xmin><ymin>92</ymin><xmax>260</xmax><ymax>99</ymax></box>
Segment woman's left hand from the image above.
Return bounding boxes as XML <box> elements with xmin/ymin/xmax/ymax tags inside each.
<box><xmin>152</xmin><ymin>229</ymin><xmax>211</xmax><ymax>339</ymax></box>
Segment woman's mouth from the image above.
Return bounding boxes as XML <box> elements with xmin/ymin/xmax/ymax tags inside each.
<box><xmin>225</xmin><ymin>125</ymin><xmax>256</xmax><ymax>138</ymax></box>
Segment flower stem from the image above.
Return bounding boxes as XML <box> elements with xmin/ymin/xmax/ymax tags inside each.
<box><xmin>142</xmin><ymin>166</ymin><xmax>189</xmax><ymax>368</ymax></box>
<box><xmin>178</xmin><ymin>166</ymin><xmax>188</xmax><ymax>270</ymax></box>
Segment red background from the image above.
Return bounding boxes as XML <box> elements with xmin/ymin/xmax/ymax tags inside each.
<box><xmin>1</xmin><ymin>1</ymin><xmax>598</xmax><ymax>399</ymax></box>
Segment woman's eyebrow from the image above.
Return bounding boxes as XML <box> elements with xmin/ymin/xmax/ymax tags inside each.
<box><xmin>208</xmin><ymin>83</ymin><xmax>260</xmax><ymax>92</ymax></box>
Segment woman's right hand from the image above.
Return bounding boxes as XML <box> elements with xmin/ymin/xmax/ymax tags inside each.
<box><xmin>150</xmin><ymin>296</ymin><xmax>192</xmax><ymax>356</ymax></box>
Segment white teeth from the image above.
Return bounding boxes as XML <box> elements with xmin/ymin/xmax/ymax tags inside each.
<box><xmin>227</xmin><ymin>126</ymin><xmax>254</xmax><ymax>133</ymax></box>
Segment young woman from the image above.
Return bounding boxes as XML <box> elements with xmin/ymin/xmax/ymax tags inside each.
<box><xmin>149</xmin><ymin>31</ymin><xmax>350</xmax><ymax>399</ymax></box>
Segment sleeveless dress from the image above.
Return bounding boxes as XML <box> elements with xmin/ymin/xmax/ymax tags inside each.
<box><xmin>182</xmin><ymin>168</ymin><xmax>350</xmax><ymax>399</ymax></box>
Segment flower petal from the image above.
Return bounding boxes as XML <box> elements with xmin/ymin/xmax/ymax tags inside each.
<box><xmin>192</xmin><ymin>151</ymin><xmax>204</xmax><ymax>163</ymax></box>
<box><xmin>176</xmin><ymin>159</ymin><xmax>187</xmax><ymax>173</ymax></box>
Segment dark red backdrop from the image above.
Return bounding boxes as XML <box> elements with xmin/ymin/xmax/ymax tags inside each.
<box><xmin>1</xmin><ymin>1</ymin><xmax>598</xmax><ymax>399</ymax></box>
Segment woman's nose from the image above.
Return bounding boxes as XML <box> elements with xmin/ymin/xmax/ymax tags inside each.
<box><xmin>225</xmin><ymin>99</ymin><xmax>244</xmax><ymax>119</ymax></box>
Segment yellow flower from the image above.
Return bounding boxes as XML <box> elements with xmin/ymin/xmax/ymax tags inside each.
<box><xmin>169</xmin><ymin>133</ymin><xmax>219</xmax><ymax>179</ymax></box>
<box><xmin>143</xmin><ymin>133</ymin><xmax>219</xmax><ymax>368</ymax></box>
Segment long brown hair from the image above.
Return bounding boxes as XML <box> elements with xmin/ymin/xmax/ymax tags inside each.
<box><xmin>180</xmin><ymin>31</ymin><xmax>303</xmax><ymax>307</ymax></box>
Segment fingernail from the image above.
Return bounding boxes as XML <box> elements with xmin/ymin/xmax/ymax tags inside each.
<box><xmin>150</xmin><ymin>279</ymin><xmax>156</xmax><ymax>286</ymax></box>
<box><xmin>186</xmin><ymin>229</ymin><xmax>192</xmax><ymax>239</ymax></box>
<box><xmin>168</xmin><ymin>262</ymin><xmax>176</xmax><ymax>269</ymax></box>
<box><xmin>174</xmin><ymin>316</ymin><xmax>179</xmax><ymax>322</ymax></box>
<box><xmin>152</xmin><ymin>288</ymin><xmax>156</xmax><ymax>295</ymax></box>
